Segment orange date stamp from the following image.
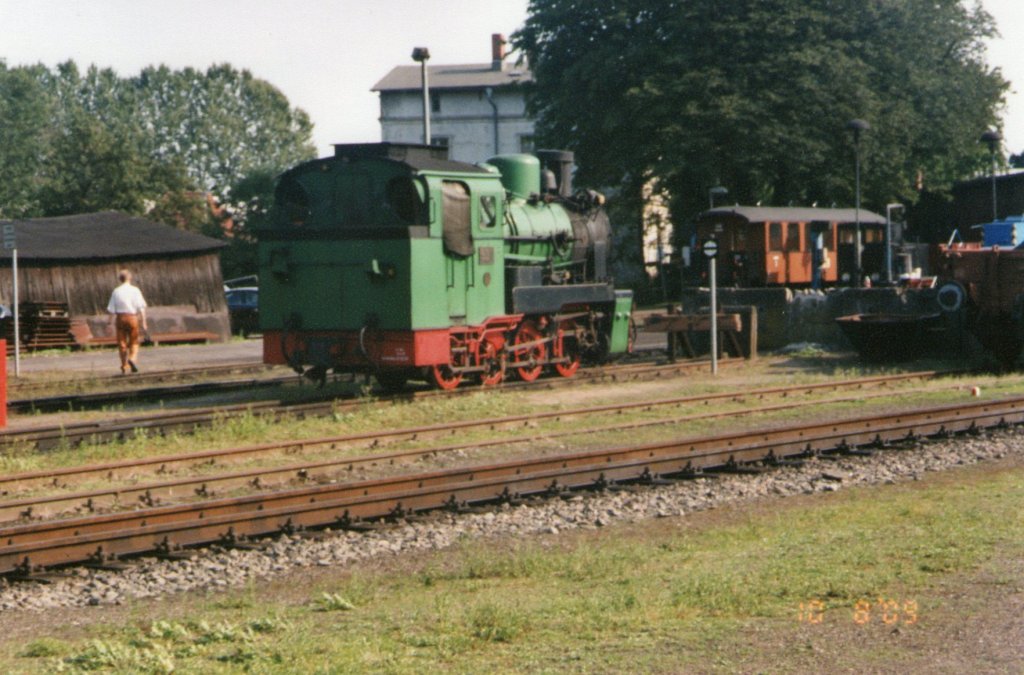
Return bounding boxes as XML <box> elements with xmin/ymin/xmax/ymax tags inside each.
<box><xmin>797</xmin><ymin>598</ymin><xmax>918</xmax><ymax>625</ymax></box>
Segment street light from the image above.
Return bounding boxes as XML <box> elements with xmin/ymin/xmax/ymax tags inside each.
<box><xmin>709</xmin><ymin>186</ymin><xmax>728</xmax><ymax>209</ymax></box>
<box><xmin>847</xmin><ymin>119</ymin><xmax>870</xmax><ymax>287</ymax></box>
<box><xmin>980</xmin><ymin>129</ymin><xmax>1002</xmax><ymax>221</ymax></box>
<box><xmin>411</xmin><ymin>47</ymin><xmax>431</xmax><ymax>145</ymax></box>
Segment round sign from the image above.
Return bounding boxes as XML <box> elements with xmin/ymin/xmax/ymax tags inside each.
<box><xmin>703</xmin><ymin>239</ymin><xmax>719</xmax><ymax>259</ymax></box>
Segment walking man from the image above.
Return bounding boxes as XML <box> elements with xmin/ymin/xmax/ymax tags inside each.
<box><xmin>107</xmin><ymin>269</ymin><xmax>148</xmax><ymax>374</ymax></box>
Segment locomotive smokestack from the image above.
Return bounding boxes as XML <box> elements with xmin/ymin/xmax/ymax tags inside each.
<box><xmin>536</xmin><ymin>149</ymin><xmax>574</xmax><ymax>198</ymax></box>
<box><xmin>491</xmin><ymin>33</ymin><xmax>506</xmax><ymax>71</ymax></box>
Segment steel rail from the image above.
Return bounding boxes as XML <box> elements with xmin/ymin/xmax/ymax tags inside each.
<box><xmin>7</xmin><ymin>361</ymin><xmax>270</xmax><ymax>397</ymax></box>
<box><xmin>0</xmin><ymin>383</ymin><xmax>958</xmax><ymax>523</ymax></box>
<box><xmin>7</xmin><ymin>374</ymin><xmax>300</xmax><ymax>414</ymax></box>
<box><xmin>0</xmin><ymin>370</ymin><xmax>946</xmax><ymax>499</ymax></box>
<box><xmin>1</xmin><ymin>394</ymin><xmax>1019</xmax><ymax>575</ymax></box>
<box><xmin>0</xmin><ymin>356</ymin><xmax>733</xmax><ymax>450</ymax></box>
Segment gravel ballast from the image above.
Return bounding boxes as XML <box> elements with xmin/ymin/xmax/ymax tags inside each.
<box><xmin>0</xmin><ymin>428</ymin><xmax>1019</xmax><ymax>612</ymax></box>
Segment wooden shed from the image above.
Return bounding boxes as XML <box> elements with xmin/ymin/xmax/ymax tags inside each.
<box><xmin>0</xmin><ymin>211</ymin><xmax>229</xmax><ymax>344</ymax></box>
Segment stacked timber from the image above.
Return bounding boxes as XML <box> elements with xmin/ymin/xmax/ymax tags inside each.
<box><xmin>1</xmin><ymin>301</ymin><xmax>76</xmax><ymax>353</ymax></box>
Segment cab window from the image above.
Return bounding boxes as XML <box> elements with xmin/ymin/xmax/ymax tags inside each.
<box><xmin>479</xmin><ymin>195</ymin><xmax>498</xmax><ymax>229</ymax></box>
<box><xmin>442</xmin><ymin>181</ymin><xmax>474</xmax><ymax>257</ymax></box>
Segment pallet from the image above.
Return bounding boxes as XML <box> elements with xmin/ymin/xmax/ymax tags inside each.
<box><xmin>1</xmin><ymin>301</ymin><xmax>76</xmax><ymax>353</ymax></box>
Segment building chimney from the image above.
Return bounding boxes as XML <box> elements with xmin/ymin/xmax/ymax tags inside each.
<box><xmin>491</xmin><ymin>33</ymin><xmax>506</xmax><ymax>71</ymax></box>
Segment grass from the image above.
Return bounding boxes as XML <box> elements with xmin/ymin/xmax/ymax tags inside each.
<box><xmin>4</xmin><ymin>460</ymin><xmax>1022</xmax><ymax>673</ymax></box>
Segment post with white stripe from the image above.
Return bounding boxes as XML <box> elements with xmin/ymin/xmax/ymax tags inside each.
<box><xmin>703</xmin><ymin>238</ymin><xmax>719</xmax><ymax>375</ymax></box>
<box><xmin>2</xmin><ymin>225</ymin><xmax>18</xmax><ymax>378</ymax></box>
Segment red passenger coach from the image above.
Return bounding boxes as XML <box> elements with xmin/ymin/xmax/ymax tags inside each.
<box><xmin>694</xmin><ymin>206</ymin><xmax>887</xmax><ymax>287</ymax></box>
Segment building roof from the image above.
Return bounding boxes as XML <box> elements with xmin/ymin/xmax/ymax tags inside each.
<box><xmin>0</xmin><ymin>211</ymin><xmax>226</xmax><ymax>262</ymax></box>
<box><xmin>699</xmin><ymin>206</ymin><xmax>887</xmax><ymax>225</ymax></box>
<box><xmin>372</xmin><ymin>63</ymin><xmax>532</xmax><ymax>92</ymax></box>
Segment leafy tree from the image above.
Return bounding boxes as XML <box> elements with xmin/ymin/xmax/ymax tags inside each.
<box><xmin>0</xmin><ymin>60</ymin><xmax>313</xmax><ymax>242</ymax></box>
<box><xmin>130</xmin><ymin>64</ymin><xmax>316</xmax><ymax>195</ymax></box>
<box><xmin>35</xmin><ymin>63</ymin><xmax>192</xmax><ymax>216</ymax></box>
<box><xmin>209</xmin><ymin>168</ymin><xmax>280</xmax><ymax>279</ymax></box>
<box><xmin>515</xmin><ymin>0</ymin><xmax>1008</xmax><ymax>224</ymax></box>
<box><xmin>0</xmin><ymin>62</ymin><xmax>53</xmax><ymax>218</ymax></box>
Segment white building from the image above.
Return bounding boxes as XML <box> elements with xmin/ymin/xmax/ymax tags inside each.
<box><xmin>372</xmin><ymin>35</ymin><xmax>535</xmax><ymax>163</ymax></box>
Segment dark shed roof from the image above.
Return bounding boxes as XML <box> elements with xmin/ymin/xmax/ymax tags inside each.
<box><xmin>372</xmin><ymin>63</ymin><xmax>532</xmax><ymax>92</ymax></box>
<box><xmin>699</xmin><ymin>206</ymin><xmax>886</xmax><ymax>225</ymax></box>
<box><xmin>0</xmin><ymin>211</ymin><xmax>225</xmax><ymax>262</ymax></box>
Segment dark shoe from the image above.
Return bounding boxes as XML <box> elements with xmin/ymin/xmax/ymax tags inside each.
<box><xmin>128</xmin><ymin>360</ymin><xmax>139</xmax><ymax>373</ymax></box>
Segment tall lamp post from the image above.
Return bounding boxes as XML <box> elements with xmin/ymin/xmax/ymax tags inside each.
<box><xmin>980</xmin><ymin>129</ymin><xmax>1002</xmax><ymax>221</ymax></box>
<box><xmin>847</xmin><ymin>119</ymin><xmax>870</xmax><ymax>287</ymax></box>
<box><xmin>411</xmin><ymin>47</ymin><xmax>431</xmax><ymax>145</ymax></box>
<box><xmin>709</xmin><ymin>186</ymin><xmax>728</xmax><ymax>209</ymax></box>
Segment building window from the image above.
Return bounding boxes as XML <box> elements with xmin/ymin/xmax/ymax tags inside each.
<box><xmin>519</xmin><ymin>134</ymin><xmax>535</xmax><ymax>153</ymax></box>
<box><xmin>431</xmin><ymin>136</ymin><xmax>450</xmax><ymax>148</ymax></box>
<box><xmin>431</xmin><ymin>93</ymin><xmax>441</xmax><ymax>113</ymax></box>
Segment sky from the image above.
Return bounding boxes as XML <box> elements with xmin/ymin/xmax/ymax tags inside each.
<box><xmin>2</xmin><ymin>0</ymin><xmax>1023</xmax><ymax>158</ymax></box>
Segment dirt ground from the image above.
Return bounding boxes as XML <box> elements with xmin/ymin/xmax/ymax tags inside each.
<box><xmin>9</xmin><ymin>338</ymin><xmax>263</xmax><ymax>378</ymax></box>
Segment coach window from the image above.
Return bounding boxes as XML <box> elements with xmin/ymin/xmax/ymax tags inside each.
<box><xmin>479</xmin><ymin>195</ymin><xmax>498</xmax><ymax>229</ymax></box>
<box><xmin>786</xmin><ymin>222</ymin><xmax>802</xmax><ymax>251</ymax></box>
<box><xmin>768</xmin><ymin>222</ymin><xmax>783</xmax><ymax>251</ymax></box>
<box><xmin>441</xmin><ymin>181</ymin><xmax>474</xmax><ymax>257</ymax></box>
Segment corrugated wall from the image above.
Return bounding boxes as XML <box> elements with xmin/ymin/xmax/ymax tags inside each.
<box><xmin>0</xmin><ymin>253</ymin><xmax>227</xmax><ymax>315</ymax></box>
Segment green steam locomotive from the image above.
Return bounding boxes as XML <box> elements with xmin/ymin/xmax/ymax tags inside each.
<box><xmin>259</xmin><ymin>142</ymin><xmax>633</xmax><ymax>390</ymax></box>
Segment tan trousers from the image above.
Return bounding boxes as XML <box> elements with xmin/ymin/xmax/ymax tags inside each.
<box><xmin>115</xmin><ymin>314</ymin><xmax>140</xmax><ymax>371</ymax></box>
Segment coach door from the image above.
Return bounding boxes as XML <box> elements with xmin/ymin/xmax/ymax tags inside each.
<box><xmin>441</xmin><ymin>181</ymin><xmax>473</xmax><ymax>322</ymax></box>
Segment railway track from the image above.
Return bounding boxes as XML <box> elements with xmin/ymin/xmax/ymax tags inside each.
<box><xmin>0</xmin><ymin>369</ymin><xmax>951</xmax><ymax>492</ymax></box>
<box><xmin>0</xmin><ymin>394</ymin><xmax>1019</xmax><ymax>576</ymax></box>
<box><xmin>7</xmin><ymin>361</ymin><xmax>272</xmax><ymax>399</ymax></box>
<box><xmin>0</xmin><ymin>377</ymin><xmax>962</xmax><ymax>524</ymax></box>
<box><xmin>0</xmin><ymin>355</ymin><xmax>737</xmax><ymax>450</ymax></box>
<box><xmin>6</xmin><ymin>372</ymin><xmax>300</xmax><ymax>414</ymax></box>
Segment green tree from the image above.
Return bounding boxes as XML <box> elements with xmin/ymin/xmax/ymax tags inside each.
<box><xmin>130</xmin><ymin>64</ymin><xmax>316</xmax><ymax>195</ymax></box>
<box><xmin>0</xmin><ymin>60</ymin><xmax>314</xmax><ymax>233</ymax></box>
<box><xmin>515</xmin><ymin>0</ymin><xmax>1008</xmax><ymax>220</ymax></box>
<box><xmin>0</xmin><ymin>62</ymin><xmax>53</xmax><ymax>218</ymax></box>
<box><xmin>210</xmin><ymin>168</ymin><xmax>280</xmax><ymax>279</ymax></box>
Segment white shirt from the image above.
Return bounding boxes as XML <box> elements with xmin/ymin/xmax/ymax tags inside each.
<box><xmin>107</xmin><ymin>282</ymin><xmax>148</xmax><ymax>314</ymax></box>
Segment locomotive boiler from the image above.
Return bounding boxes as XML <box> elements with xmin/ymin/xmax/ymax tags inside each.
<box><xmin>258</xmin><ymin>143</ymin><xmax>633</xmax><ymax>389</ymax></box>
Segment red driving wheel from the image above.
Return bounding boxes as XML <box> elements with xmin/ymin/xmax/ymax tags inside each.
<box><xmin>513</xmin><ymin>320</ymin><xmax>547</xmax><ymax>382</ymax></box>
<box><xmin>553</xmin><ymin>320</ymin><xmax>581</xmax><ymax>378</ymax></box>
<box><xmin>477</xmin><ymin>338</ymin><xmax>506</xmax><ymax>386</ymax></box>
<box><xmin>427</xmin><ymin>335</ymin><xmax>465</xmax><ymax>390</ymax></box>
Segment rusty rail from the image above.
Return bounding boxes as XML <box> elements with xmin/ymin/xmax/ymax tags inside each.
<box><xmin>1</xmin><ymin>394</ymin><xmax>1018</xmax><ymax>575</ymax></box>
<box><xmin>0</xmin><ymin>356</ymin><xmax>734</xmax><ymax>450</ymax></box>
<box><xmin>0</xmin><ymin>382</ymin><xmax>956</xmax><ymax>523</ymax></box>
<box><xmin>0</xmin><ymin>370</ymin><xmax>947</xmax><ymax>501</ymax></box>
